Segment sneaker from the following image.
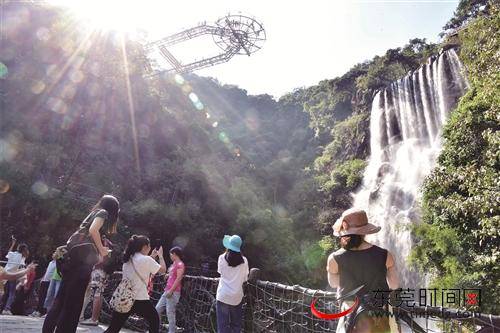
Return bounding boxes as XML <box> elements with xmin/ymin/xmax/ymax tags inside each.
<box><xmin>30</xmin><ymin>311</ymin><xmax>41</xmax><ymax>317</ymax></box>
<box><xmin>80</xmin><ymin>319</ymin><xmax>98</xmax><ymax>326</ymax></box>
<box><xmin>3</xmin><ymin>310</ymin><xmax>12</xmax><ymax>315</ymax></box>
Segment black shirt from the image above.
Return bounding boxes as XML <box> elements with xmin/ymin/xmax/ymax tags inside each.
<box><xmin>333</xmin><ymin>245</ymin><xmax>390</xmax><ymax>300</ymax></box>
<box><xmin>77</xmin><ymin>209</ymin><xmax>110</xmax><ymax>235</ymax></box>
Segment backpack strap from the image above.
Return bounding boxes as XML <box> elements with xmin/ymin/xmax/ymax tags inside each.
<box><xmin>131</xmin><ymin>258</ymin><xmax>149</xmax><ymax>288</ymax></box>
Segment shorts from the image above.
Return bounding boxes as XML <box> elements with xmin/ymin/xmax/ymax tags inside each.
<box><xmin>89</xmin><ymin>269</ymin><xmax>107</xmax><ymax>297</ymax></box>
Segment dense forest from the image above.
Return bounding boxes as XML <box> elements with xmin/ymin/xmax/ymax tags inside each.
<box><xmin>0</xmin><ymin>0</ymin><xmax>497</xmax><ymax>312</ymax></box>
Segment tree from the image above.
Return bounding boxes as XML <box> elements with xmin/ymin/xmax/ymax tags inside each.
<box><xmin>442</xmin><ymin>0</ymin><xmax>491</xmax><ymax>33</ymax></box>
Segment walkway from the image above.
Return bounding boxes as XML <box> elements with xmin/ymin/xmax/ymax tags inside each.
<box><xmin>0</xmin><ymin>315</ymin><xmax>137</xmax><ymax>333</ymax></box>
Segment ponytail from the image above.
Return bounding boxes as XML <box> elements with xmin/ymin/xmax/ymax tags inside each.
<box><xmin>123</xmin><ymin>235</ymin><xmax>150</xmax><ymax>263</ymax></box>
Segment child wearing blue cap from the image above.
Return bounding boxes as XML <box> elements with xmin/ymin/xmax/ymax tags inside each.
<box><xmin>216</xmin><ymin>235</ymin><xmax>249</xmax><ymax>333</ymax></box>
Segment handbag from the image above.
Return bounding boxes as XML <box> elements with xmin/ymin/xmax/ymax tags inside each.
<box><xmin>110</xmin><ymin>259</ymin><xmax>149</xmax><ymax>313</ymax></box>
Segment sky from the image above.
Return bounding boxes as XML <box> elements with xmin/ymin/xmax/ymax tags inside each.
<box><xmin>51</xmin><ymin>0</ymin><xmax>460</xmax><ymax>97</ymax></box>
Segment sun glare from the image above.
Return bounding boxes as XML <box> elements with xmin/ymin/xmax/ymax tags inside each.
<box><xmin>48</xmin><ymin>0</ymin><xmax>145</xmax><ymax>33</ymax></box>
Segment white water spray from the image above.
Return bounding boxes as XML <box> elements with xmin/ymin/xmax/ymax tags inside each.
<box><xmin>353</xmin><ymin>49</ymin><xmax>469</xmax><ymax>287</ymax></box>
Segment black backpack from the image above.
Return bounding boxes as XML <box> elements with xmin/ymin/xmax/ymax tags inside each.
<box><xmin>56</xmin><ymin>211</ymin><xmax>102</xmax><ymax>277</ymax></box>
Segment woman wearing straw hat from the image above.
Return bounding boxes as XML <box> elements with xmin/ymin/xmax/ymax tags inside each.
<box><xmin>327</xmin><ymin>208</ymin><xmax>400</xmax><ymax>333</ymax></box>
<box><xmin>216</xmin><ymin>235</ymin><xmax>249</xmax><ymax>333</ymax></box>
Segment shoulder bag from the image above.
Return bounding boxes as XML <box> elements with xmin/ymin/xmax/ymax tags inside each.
<box><xmin>110</xmin><ymin>258</ymin><xmax>149</xmax><ymax>313</ymax></box>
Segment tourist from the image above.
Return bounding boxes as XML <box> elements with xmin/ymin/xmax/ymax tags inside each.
<box><xmin>104</xmin><ymin>235</ymin><xmax>166</xmax><ymax>333</ymax></box>
<box><xmin>31</xmin><ymin>257</ymin><xmax>57</xmax><ymax>317</ymax></box>
<box><xmin>216</xmin><ymin>235</ymin><xmax>249</xmax><ymax>333</ymax></box>
<box><xmin>43</xmin><ymin>194</ymin><xmax>120</xmax><ymax>333</ymax></box>
<box><xmin>0</xmin><ymin>263</ymin><xmax>37</xmax><ymax>298</ymax></box>
<box><xmin>155</xmin><ymin>246</ymin><xmax>185</xmax><ymax>333</ymax></box>
<box><xmin>80</xmin><ymin>235</ymin><xmax>115</xmax><ymax>326</ymax></box>
<box><xmin>327</xmin><ymin>208</ymin><xmax>399</xmax><ymax>333</ymax></box>
<box><xmin>43</xmin><ymin>250</ymin><xmax>63</xmax><ymax>312</ymax></box>
<box><xmin>0</xmin><ymin>236</ymin><xmax>29</xmax><ymax>315</ymax></box>
<box><xmin>10</xmin><ymin>261</ymin><xmax>37</xmax><ymax>315</ymax></box>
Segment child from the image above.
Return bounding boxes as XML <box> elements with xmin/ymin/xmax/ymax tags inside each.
<box><xmin>32</xmin><ymin>258</ymin><xmax>57</xmax><ymax>317</ymax></box>
<box><xmin>43</xmin><ymin>248</ymin><xmax>64</xmax><ymax>312</ymax></box>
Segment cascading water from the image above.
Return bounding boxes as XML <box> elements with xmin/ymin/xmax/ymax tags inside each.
<box><xmin>353</xmin><ymin>49</ymin><xmax>469</xmax><ymax>287</ymax></box>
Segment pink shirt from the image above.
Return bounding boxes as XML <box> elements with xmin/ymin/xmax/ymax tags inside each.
<box><xmin>166</xmin><ymin>260</ymin><xmax>184</xmax><ymax>292</ymax></box>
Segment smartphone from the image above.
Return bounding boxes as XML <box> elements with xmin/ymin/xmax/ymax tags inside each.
<box><xmin>153</xmin><ymin>239</ymin><xmax>162</xmax><ymax>250</ymax></box>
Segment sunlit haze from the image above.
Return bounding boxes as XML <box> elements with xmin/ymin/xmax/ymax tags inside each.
<box><xmin>49</xmin><ymin>0</ymin><xmax>459</xmax><ymax>97</ymax></box>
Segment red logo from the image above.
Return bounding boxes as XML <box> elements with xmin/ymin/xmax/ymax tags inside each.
<box><xmin>311</xmin><ymin>296</ymin><xmax>360</xmax><ymax>320</ymax></box>
<box><xmin>466</xmin><ymin>293</ymin><xmax>478</xmax><ymax>305</ymax></box>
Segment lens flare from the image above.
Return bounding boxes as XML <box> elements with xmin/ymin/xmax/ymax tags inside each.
<box><xmin>273</xmin><ymin>205</ymin><xmax>288</xmax><ymax>218</ymax></box>
<box><xmin>251</xmin><ymin>228</ymin><xmax>267</xmax><ymax>244</ymax></box>
<box><xmin>212</xmin><ymin>122</ymin><xmax>218</xmax><ymax>128</ymax></box>
<box><xmin>36</xmin><ymin>27</ymin><xmax>50</xmax><ymax>41</ymax></box>
<box><xmin>174</xmin><ymin>74</ymin><xmax>185</xmax><ymax>85</ymax></box>
<box><xmin>32</xmin><ymin>181</ymin><xmax>49</xmax><ymax>196</ymax></box>
<box><xmin>46</xmin><ymin>97</ymin><xmax>67</xmax><ymax>114</ymax></box>
<box><xmin>31</xmin><ymin>81</ymin><xmax>46</xmax><ymax>94</ymax></box>
<box><xmin>0</xmin><ymin>139</ymin><xmax>18</xmax><ymax>162</ymax></box>
<box><xmin>0</xmin><ymin>179</ymin><xmax>10</xmax><ymax>194</ymax></box>
<box><xmin>0</xmin><ymin>62</ymin><xmax>8</xmax><ymax>79</ymax></box>
<box><xmin>173</xmin><ymin>235</ymin><xmax>190</xmax><ymax>248</ymax></box>
<box><xmin>69</xmin><ymin>70</ymin><xmax>85</xmax><ymax>83</ymax></box>
<box><xmin>194</xmin><ymin>101</ymin><xmax>204</xmax><ymax>110</ymax></box>
<box><xmin>218</xmin><ymin>132</ymin><xmax>229</xmax><ymax>144</ymax></box>
<box><xmin>188</xmin><ymin>92</ymin><xmax>199</xmax><ymax>103</ymax></box>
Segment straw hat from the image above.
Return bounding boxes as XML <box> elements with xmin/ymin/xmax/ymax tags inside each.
<box><xmin>332</xmin><ymin>208</ymin><xmax>381</xmax><ymax>237</ymax></box>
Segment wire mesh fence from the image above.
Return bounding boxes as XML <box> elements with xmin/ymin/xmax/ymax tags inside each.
<box><xmin>1</xmin><ymin>261</ymin><xmax>498</xmax><ymax>332</ymax></box>
<box><xmin>93</xmin><ymin>268</ymin><xmax>499</xmax><ymax>333</ymax></box>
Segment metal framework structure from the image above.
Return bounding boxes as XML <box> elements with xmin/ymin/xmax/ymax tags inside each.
<box><xmin>144</xmin><ymin>14</ymin><xmax>266</xmax><ymax>75</ymax></box>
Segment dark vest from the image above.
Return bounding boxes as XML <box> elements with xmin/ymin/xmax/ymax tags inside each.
<box><xmin>334</xmin><ymin>245</ymin><xmax>389</xmax><ymax>300</ymax></box>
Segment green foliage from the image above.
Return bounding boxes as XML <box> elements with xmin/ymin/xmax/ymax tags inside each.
<box><xmin>443</xmin><ymin>0</ymin><xmax>491</xmax><ymax>32</ymax></box>
<box><xmin>415</xmin><ymin>4</ymin><xmax>499</xmax><ymax>314</ymax></box>
<box><xmin>312</xmin><ymin>113</ymin><xmax>369</xmax><ymax>233</ymax></box>
<box><xmin>322</xmin><ymin>159</ymin><xmax>366</xmax><ymax>193</ymax></box>
<box><xmin>315</xmin><ymin>113</ymin><xmax>370</xmax><ymax>171</ymax></box>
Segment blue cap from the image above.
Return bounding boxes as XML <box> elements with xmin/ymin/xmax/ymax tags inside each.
<box><xmin>222</xmin><ymin>235</ymin><xmax>242</xmax><ymax>253</ymax></box>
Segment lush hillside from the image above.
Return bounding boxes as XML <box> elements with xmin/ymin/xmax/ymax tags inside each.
<box><xmin>413</xmin><ymin>2</ymin><xmax>499</xmax><ymax>314</ymax></box>
<box><xmin>0</xmin><ymin>2</ymin><xmax>322</xmax><ymax>284</ymax></box>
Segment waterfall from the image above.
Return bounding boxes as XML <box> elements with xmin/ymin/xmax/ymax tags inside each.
<box><xmin>352</xmin><ymin>49</ymin><xmax>469</xmax><ymax>287</ymax></box>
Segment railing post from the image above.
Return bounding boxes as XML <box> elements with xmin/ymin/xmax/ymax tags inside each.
<box><xmin>248</xmin><ymin>268</ymin><xmax>260</xmax><ymax>282</ymax></box>
<box><xmin>244</xmin><ymin>268</ymin><xmax>260</xmax><ymax>333</ymax></box>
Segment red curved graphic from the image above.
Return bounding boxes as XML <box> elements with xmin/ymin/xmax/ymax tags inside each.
<box><xmin>311</xmin><ymin>296</ymin><xmax>360</xmax><ymax>320</ymax></box>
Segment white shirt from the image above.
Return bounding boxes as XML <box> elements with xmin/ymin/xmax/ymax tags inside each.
<box><xmin>42</xmin><ymin>260</ymin><xmax>57</xmax><ymax>282</ymax></box>
<box><xmin>5</xmin><ymin>251</ymin><xmax>25</xmax><ymax>273</ymax></box>
<box><xmin>216</xmin><ymin>254</ymin><xmax>249</xmax><ymax>306</ymax></box>
<box><xmin>122</xmin><ymin>253</ymin><xmax>160</xmax><ymax>300</ymax></box>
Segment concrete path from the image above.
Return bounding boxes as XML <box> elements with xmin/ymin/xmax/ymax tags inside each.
<box><xmin>0</xmin><ymin>315</ymin><xmax>137</xmax><ymax>333</ymax></box>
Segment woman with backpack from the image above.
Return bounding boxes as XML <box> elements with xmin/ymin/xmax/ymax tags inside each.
<box><xmin>105</xmin><ymin>235</ymin><xmax>166</xmax><ymax>333</ymax></box>
<box><xmin>43</xmin><ymin>194</ymin><xmax>120</xmax><ymax>333</ymax></box>
<box><xmin>216</xmin><ymin>235</ymin><xmax>249</xmax><ymax>333</ymax></box>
